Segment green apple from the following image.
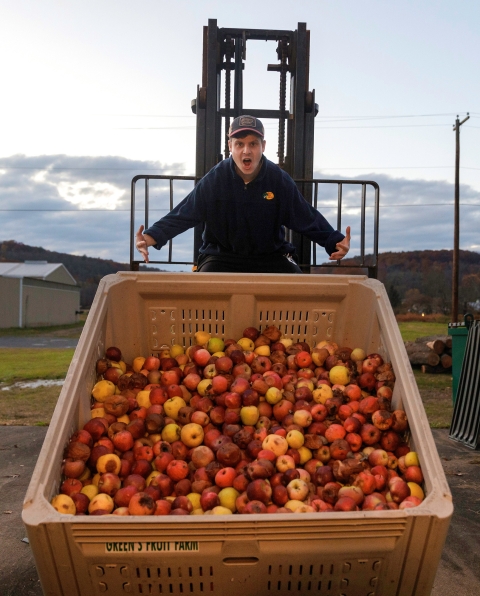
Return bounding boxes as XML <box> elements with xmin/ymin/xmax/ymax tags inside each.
<box><xmin>207</xmin><ymin>337</ymin><xmax>225</xmax><ymax>354</ymax></box>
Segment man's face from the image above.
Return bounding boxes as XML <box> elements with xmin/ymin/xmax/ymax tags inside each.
<box><xmin>228</xmin><ymin>134</ymin><xmax>266</xmax><ymax>183</ymax></box>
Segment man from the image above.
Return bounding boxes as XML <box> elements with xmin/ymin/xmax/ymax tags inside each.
<box><xmin>135</xmin><ymin>115</ymin><xmax>350</xmax><ymax>272</ymax></box>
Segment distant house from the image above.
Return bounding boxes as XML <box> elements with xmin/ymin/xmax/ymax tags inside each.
<box><xmin>0</xmin><ymin>261</ymin><xmax>81</xmax><ymax>328</ymax></box>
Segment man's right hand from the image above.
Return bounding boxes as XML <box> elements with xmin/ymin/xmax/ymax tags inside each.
<box><xmin>135</xmin><ymin>225</ymin><xmax>152</xmax><ymax>263</ymax></box>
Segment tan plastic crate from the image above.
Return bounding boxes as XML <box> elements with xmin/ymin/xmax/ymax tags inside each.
<box><xmin>22</xmin><ymin>272</ymin><xmax>453</xmax><ymax>596</ymax></box>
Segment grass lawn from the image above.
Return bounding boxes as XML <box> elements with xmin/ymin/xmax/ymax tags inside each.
<box><xmin>0</xmin><ymin>348</ymin><xmax>73</xmax><ymax>425</ymax></box>
<box><xmin>0</xmin><ymin>348</ymin><xmax>75</xmax><ymax>383</ymax></box>
<box><xmin>397</xmin><ymin>321</ymin><xmax>450</xmax><ymax>342</ymax></box>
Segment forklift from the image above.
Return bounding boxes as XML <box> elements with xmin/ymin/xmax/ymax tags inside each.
<box><xmin>130</xmin><ymin>20</ymin><xmax>379</xmax><ymax>276</ymax></box>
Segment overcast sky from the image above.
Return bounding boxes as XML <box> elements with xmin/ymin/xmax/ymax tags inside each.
<box><xmin>1</xmin><ymin>0</ymin><xmax>479</xmax><ymax>269</ymax></box>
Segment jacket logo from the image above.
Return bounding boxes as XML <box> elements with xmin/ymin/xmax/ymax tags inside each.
<box><xmin>263</xmin><ymin>192</ymin><xmax>274</xmax><ymax>200</ymax></box>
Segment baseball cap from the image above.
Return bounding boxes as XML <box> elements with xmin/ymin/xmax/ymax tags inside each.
<box><xmin>228</xmin><ymin>115</ymin><xmax>265</xmax><ymax>138</ymax></box>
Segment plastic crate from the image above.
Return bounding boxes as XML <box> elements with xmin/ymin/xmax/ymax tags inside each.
<box><xmin>22</xmin><ymin>272</ymin><xmax>453</xmax><ymax>596</ymax></box>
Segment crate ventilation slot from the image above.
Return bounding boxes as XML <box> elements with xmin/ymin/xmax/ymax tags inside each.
<box><xmin>149</xmin><ymin>306</ymin><xmax>226</xmax><ymax>348</ymax></box>
<box><xmin>92</xmin><ymin>564</ymin><xmax>215</xmax><ymax>594</ymax></box>
<box><xmin>259</xmin><ymin>309</ymin><xmax>335</xmax><ymax>343</ymax></box>
<box><xmin>265</xmin><ymin>558</ymin><xmax>381</xmax><ymax>594</ymax></box>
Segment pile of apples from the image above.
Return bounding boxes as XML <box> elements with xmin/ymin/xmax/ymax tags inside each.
<box><xmin>51</xmin><ymin>325</ymin><xmax>425</xmax><ymax>517</ymax></box>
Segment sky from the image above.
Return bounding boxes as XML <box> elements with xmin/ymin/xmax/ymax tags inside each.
<box><xmin>1</xmin><ymin>0</ymin><xmax>479</xmax><ymax>270</ymax></box>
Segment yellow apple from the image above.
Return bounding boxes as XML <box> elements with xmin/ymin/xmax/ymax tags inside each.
<box><xmin>81</xmin><ymin>484</ymin><xmax>98</xmax><ymax>500</ymax></box>
<box><xmin>265</xmin><ymin>387</ymin><xmax>283</xmax><ymax>405</ymax></box>
<box><xmin>170</xmin><ymin>344</ymin><xmax>185</xmax><ymax>358</ymax></box>
<box><xmin>284</xmin><ymin>499</ymin><xmax>304</xmax><ymax>512</ymax></box>
<box><xmin>350</xmin><ymin>348</ymin><xmax>366</xmax><ymax>362</ymax></box>
<box><xmin>88</xmin><ymin>493</ymin><xmax>114</xmax><ymax>514</ymax></box>
<box><xmin>312</xmin><ymin>385</ymin><xmax>333</xmax><ymax>404</ymax></box>
<box><xmin>297</xmin><ymin>446</ymin><xmax>313</xmax><ymax>465</ymax></box>
<box><xmin>163</xmin><ymin>396</ymin><xmax>187</xmax><ymax>420</ymax></box>
<box><xmin>132</xmin><ymin>356</ymin><xmax>146</xmax><ymax>373</ymax></box>
<box><xmin>329</xmin><ymin>365</ymin><xmax>350</xmax><ymax>386</ymax></box>
<box><xmin>286</xmin><ymin>429</ymin><xmax>305</xmax><ymax>449</ymax></box>
<box><xmin>240</xmin><ymin>406</ymin><xmax>260</xmax><ymax>426</ymax></box>
<box><xmin>194</xmin><ymin>330</ymin><xmax>211</xmax><ymax>345</ymax></box>
<box><xmin>254</xmin><ymin>345</ymin><xmax>271</xmax><ymax>357</ymax></box>
<box><xmin>180</xmin><ymin>423</ymin><xmax>205</xmax><ymax>447</ymax></box>
<box><xmin>211</xmin><ymin>506</ymin><xmax>233</xmax><ymax>515</ymax></box>
<box><xmin>407</xmin><ymin>482</ymin><xmax>424</xmax><ymax>500</ymax></box>
<box><xmin>405</xmin><ymin>451</ymin><xmax>420</xmax><ymax>467</ymax></box>
<box><xmin>162</xmin><ymin>423</ymin><xmax>182</xmax><ymax>443</ymax></box>
<box><xmin>136</xmin><ymin>390</ymin><xmax>152</xmax><ymax>408</ymax></box>
<box><xmin>237</xmin><ymin>337</ymin><xmax>255</xmax><ymax>351</ymax></box>
<box><xmin>218</xmin><ymin>487</ymin><xmax>240</xmax><ymax>512</ymax></box>
<box><xmin>91</xmin><ymin>380</ymin><xmax>115</xmax><ymax>402</ymax></box>
<box><xmin>51</xmin><ymin>494</ymin><xmax>76</xmax><ymax>515</ymax></box>
<box><xmin>197</xmin><ymin>379</ymin><xmax>214</xmax><ymax>396</ymax></box>
<box><xmin>90</xmin><ymin>407</ymin><xmax>106</xmax><ymax>419</ymax></box>
<box><xmin>187</xmin><ymin>493</ymin><xmax>202</xmax><ymax>511</ymax></box>
<box><xmin>96</xmin><ymin>453</ymin><xmax>121</xmax><ymax>475</ymax></box>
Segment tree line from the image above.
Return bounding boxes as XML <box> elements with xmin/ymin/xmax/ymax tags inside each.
<box><xmin>1</xmin><ymin>241</ymin><xmax>479</xmax><ymax>313</ymax></box>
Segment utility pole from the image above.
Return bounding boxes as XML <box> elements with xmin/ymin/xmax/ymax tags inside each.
<box><xmin>451</xmin><ymin>112</ymin><xmax>470</xmax><ymax>323</ymax></box>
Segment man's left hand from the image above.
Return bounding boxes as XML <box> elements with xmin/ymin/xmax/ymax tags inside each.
<box><xmin>329</xmin><ymin>226</ymin><xmax>351</xmax><ymax>261</ymax></box>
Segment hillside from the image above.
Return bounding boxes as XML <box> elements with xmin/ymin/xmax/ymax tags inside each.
<box><xmin>1</xmin><ymin>241</ymin><xmax>479</xmax><ymax>313</ymax></box>
<box><xmin>344</xmin><ymin>249</ymin><xmax>480</xmax><ymax>314</ymax></box>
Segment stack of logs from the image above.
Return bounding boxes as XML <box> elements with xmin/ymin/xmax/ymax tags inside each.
<box><xmin>404</xmin><ymin>335</ymin><xmax>453</xmax><ymax>374</ymax></box>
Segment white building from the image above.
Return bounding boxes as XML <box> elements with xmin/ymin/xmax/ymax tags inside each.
<box><xmin>0</xmin><ymin>261</ymin><xmax>81</xmax><ymax>328</ymax></box>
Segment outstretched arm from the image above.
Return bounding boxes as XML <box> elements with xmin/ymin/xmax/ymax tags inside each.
<box><xmin>329</xmin><ymin>226</ymin><xmax>351</xmax><ymax>261</ymax></box>
<box><xmin>135</xmin><ymin>225</ymin><xmax>157</xmax><ymax>263</ymax></box>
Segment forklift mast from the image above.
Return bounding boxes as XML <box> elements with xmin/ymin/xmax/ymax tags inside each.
<box><xmin>191</xmin><ymin>19</ymin><xmax>317</xmax><ymax>267</ymax></box>
<box><xmin>130</xmin><ymin>20</ymin><xmax>379</xmax><ymax>277</ymax></box>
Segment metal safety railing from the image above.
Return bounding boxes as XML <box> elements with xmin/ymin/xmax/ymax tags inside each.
<box><xmin>130</xmin><ymin>174</ymin><xmax>380</xmax><ymax>277</ymax></box>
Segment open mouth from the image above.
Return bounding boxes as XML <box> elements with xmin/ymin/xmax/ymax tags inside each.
<box><xmin>242</xmin><ymin>158</ymin><xmax>252</xmax><ymax>168</ymax></box>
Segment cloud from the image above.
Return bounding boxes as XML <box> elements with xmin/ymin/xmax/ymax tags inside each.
<box><xmin>312</xmin><ymin>169</ymin><xmax>480</xmax><ymax>256</ymax></box>
<box><xmin>0</xmin><ymin>155</ymin><xmax>478</xmax><ymax>268</ymax></box>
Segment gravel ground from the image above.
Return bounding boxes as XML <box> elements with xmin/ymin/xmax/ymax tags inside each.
<box><xmin>1</xmin><ymin>427</ymin><xmax>479</xmax><ymax>596</ymax></box>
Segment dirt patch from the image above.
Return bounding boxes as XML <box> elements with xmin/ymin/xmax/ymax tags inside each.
<box><xmin>0</xmin><ymin>384</ymin><xmax>61</xmax><ymax>426</ymax></box>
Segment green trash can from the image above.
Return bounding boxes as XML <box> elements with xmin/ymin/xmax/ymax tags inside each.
<box><xmin>448</xmin><ymin>314</ymin><xmax>474</xmax><ymax>404</ymax></box>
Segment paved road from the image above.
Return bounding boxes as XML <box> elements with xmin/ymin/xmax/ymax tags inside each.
<box><xmin>1</xmin><ymin>427</ymin><xmax>479</xmax><ymax>596</ymax></box>
<box><xmin>0</xmin><ymin>336</ymin><xmax>79</xmax><ymax>349</ymax></box>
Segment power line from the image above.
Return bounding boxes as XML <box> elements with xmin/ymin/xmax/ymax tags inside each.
<box><xmin>2</xmin><ymin>165</ymin><xmax>479</xmax><ymax>171</ymax></box>
<box><xmin>105</xmin><ymin>112</ymin><xmax>471</xmax><ymax>121</ymax></box>
<box><xmin>2</xmin><ymin>203</ymin><xmax>480</xmax><ymax>212</ymax></box>
<box><xmin>0</xmin><ymin>166</ymin><xmax>172</xmax><ymax>171</ymax></box>
<box><xmin>116</xmin><ymin>123</ymin><xmax>456</xmax><ymax>130</ymax></box>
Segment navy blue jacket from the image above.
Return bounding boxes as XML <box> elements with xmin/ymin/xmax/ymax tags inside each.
<box><xmin>144</xmin><ymin>156</ymin><xmax>344</xmax><ymax>261</ymax></box>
